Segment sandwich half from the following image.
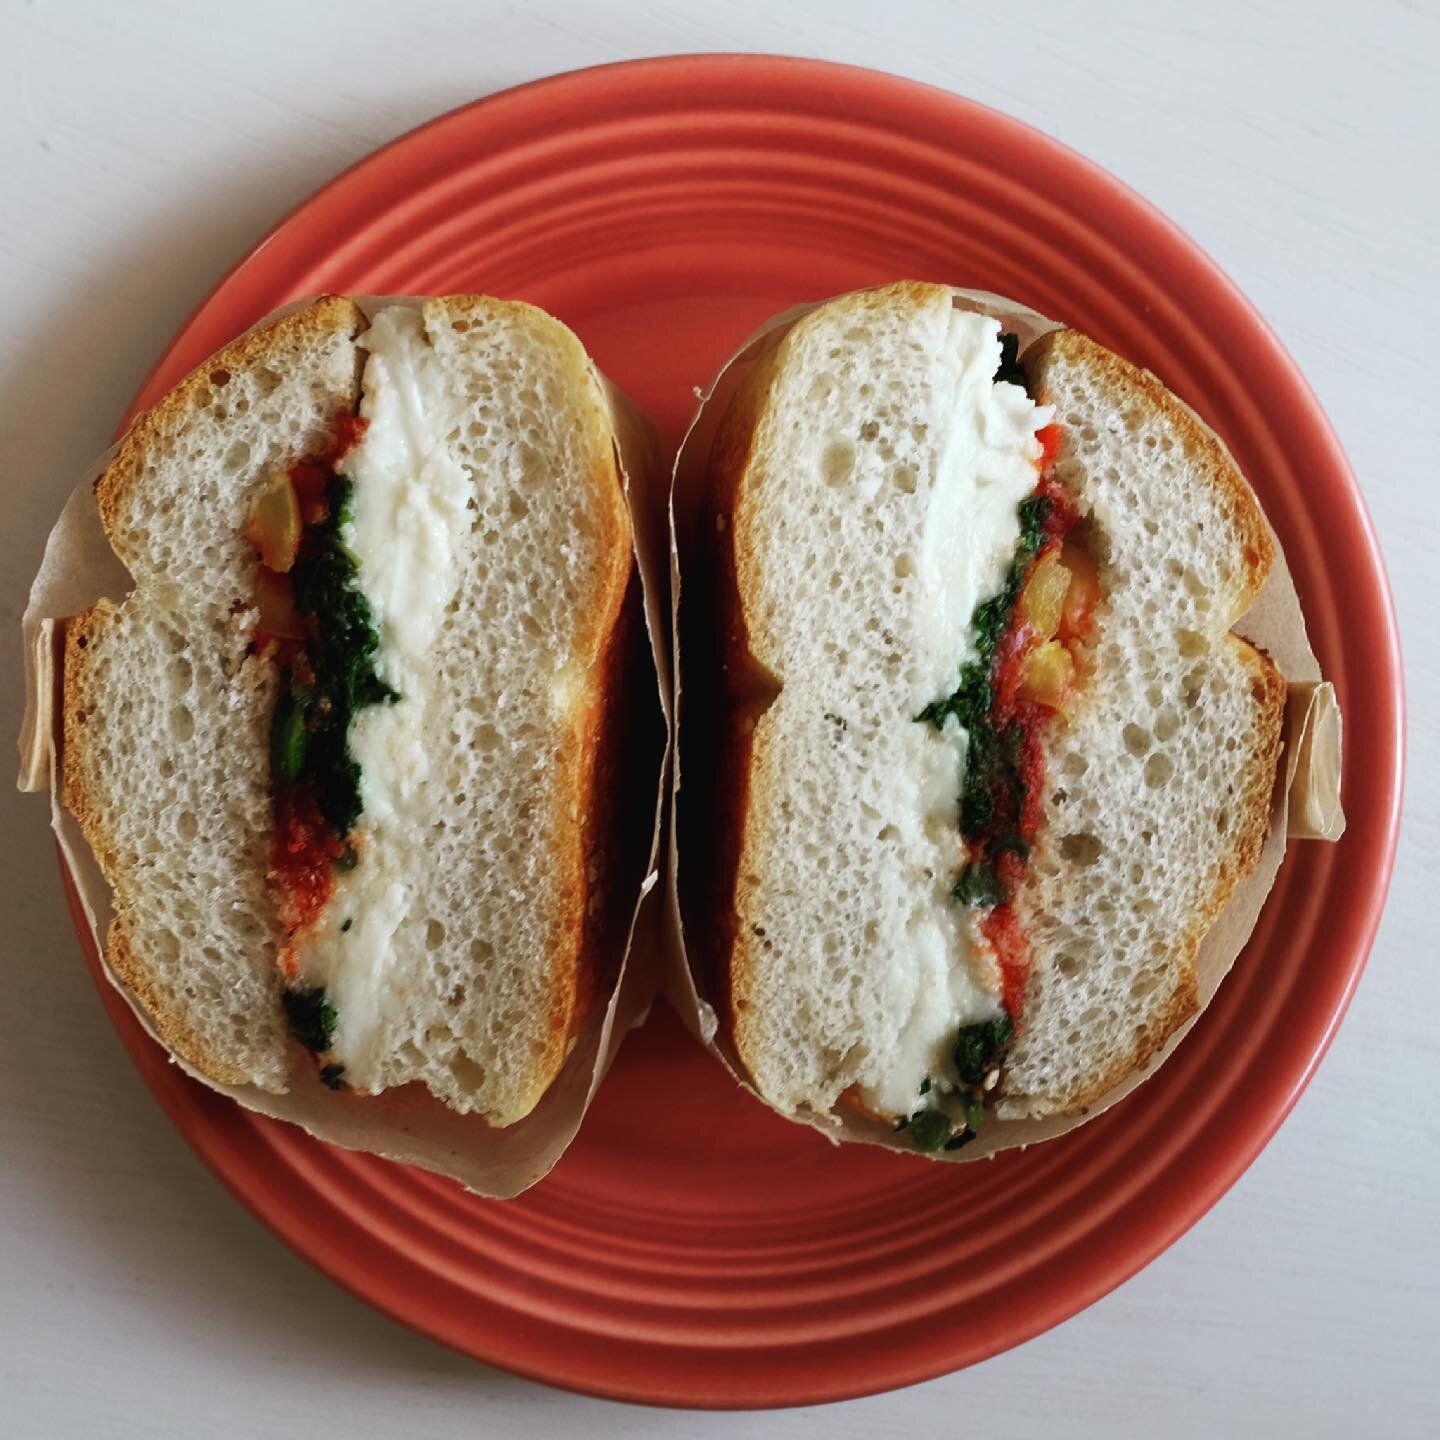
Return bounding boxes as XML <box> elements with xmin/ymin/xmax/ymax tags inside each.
<box><xmin>62</xmin><ymin>295</ymin><xmax>638</xmax><ymax>1125</ymax></box>
<box><xmin>685</xmin><ymin>281</ymin><xmax>1285</xmax><ymax>1150</ymax></box>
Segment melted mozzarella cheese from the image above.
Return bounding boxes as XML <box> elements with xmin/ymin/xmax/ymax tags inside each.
<box><xmin>856</xmin><ymin>312</ymin><xmax>1053</xmax><ymax>1118</ymax></box>
<box><xmin>299</xmin><ymin>305</ymin><xmax>470</xmax><ymax>1082</ymax></box>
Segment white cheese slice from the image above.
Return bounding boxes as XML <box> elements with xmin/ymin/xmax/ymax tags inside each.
<box><xmin>855</xmin><ymin>313</ymin><xmax>1053</xmax><ymax>1119</ymax></box>
<box><xmin>297</xmin><ymin>305</ymin><xmax>470</xmax><ymax>1083</ymax></box>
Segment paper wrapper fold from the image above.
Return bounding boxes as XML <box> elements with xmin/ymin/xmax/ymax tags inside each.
<box><xmin>18</xmin><ymin>296</ymin><xmax>671</xmax><ymax>1198</ymax></box>
<box><xmin>663</xmin><ymin>287</ymin><xmax>1345</xmax><ymax>1161</ymax></box>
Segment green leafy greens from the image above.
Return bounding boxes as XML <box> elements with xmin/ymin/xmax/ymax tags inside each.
<box><xmin>282</xmin><ymin>986</ymin><xmax>338</xmax><ymax>1053</ymax></box>
<box><xmin>916</xmin><ymin>489</ymin><xmax>1052</xmax><ymax>906</ymax></box>
<box><xmin>953</xmin><ymin>1015</ymin><xmax>1014</xmax><ymax>1087</ymax></box>
<box><xmin>899</xmin><ymin>340</ymin><xmax>1048</xmax><ymax>1152</ymax></box>
<box><xmin>286</xmin><ymin>475</ymin><xmax>398</xmax><ymax>836</ymax></box>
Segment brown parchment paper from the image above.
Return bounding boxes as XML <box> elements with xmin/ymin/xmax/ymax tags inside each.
<box><xmin>664</xmin><ymin>286</ymin><xmax>1345</xmax><ymax>1162</ymax></box>
<box><xmin>19</xmin><ymin>296</ymin><xmax>671</xmax><ymax>1198</ymax></box>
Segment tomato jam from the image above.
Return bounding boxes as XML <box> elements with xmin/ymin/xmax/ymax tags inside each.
<box><xmin>246</xmin><ymin>414</ymin><xmax>381</xmax><ymax>973</ymax></box>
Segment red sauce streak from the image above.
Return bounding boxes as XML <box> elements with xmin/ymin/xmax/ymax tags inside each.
<box><xmin>973</xmin><ymin>431</ymin><xmax>1091</xmax><ymax>1024</ymax></box>
<box><xmin>1036</xmin><ymin>421</ymin><xmax>1063</xmax><ymax>470</ymax></box>
<box><xmin>269</xmin><ymin>789</ymin><xmax>347</xmax><ymax>975</ymax></box>
<box><xmin>251</xmin><ymin>412</ymin><xmax>370</xmax><ymax>968</ymax></box>
<box><xmin>321</xmin><ymin>411</ymin><xmax>368</xmax><ymax>467</ymax></box>
<box><xmin>982</xmin><ymin>903</ymin><xmax>1029</xmax><ymax>1021</ymax></box>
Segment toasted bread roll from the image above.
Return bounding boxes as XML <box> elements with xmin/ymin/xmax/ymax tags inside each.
<box><xmin>687</xmin><ymin>282</ymin><xmax>1284</xmax><ymax>1138</ymax></box>
<box><xmin>63</xmin><ymin>295</ymin><xmax>637</xmax><ymax>1124</ymax></box>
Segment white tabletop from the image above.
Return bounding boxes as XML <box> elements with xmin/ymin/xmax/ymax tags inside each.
<box><xmin>2</xmin><ymin>2</ymin><xmax>1434</xmax><ymax>1435</ymax></box>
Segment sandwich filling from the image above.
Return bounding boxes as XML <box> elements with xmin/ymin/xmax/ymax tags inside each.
<box><xmin>855</xmin><ymin>328</ymin><xmax>1099</xmax><ymax>1152</ymax></box>
<box><xmin>246</xmin><ymin>306</ymin><xmax>470</xmax><ymax>1089</ymax></box>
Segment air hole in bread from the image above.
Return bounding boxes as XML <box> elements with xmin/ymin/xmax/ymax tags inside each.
<box><xmin>1153</xmin><ymin>708</ymin><xmax>1182</xmax><ymax>743</ymax></box>
<box><xmin>447</xmin><ymin>1054</ymin><xmax>487</xmax><ymax>1090</ymax></box>
<box><xmin>176</xmin><ymin>809</ymin><xmax>198</xmax><ymax>841</ymax></box>
<box><xmin>891</xmin><ymin>463</ymin><xmax>918</xmax><ymax>494</ymax></box>
<box><xmin>1059</xmin><ymin>832</ymin><xmax>1103</xmax><ymax>866</ymax></box>
<box><xmin>223</xmin><ymin>440</ymin><xmax>250</xmax><ymax>474</ymax></box>
<box><xmin>1122</xmin><ymin>723</ymin><xmax>1151</xmax><ymax>756</ymax></box>
<box><xmin>169</xmin><ymin>705</ymin><xmax>194</xmax><ymax>742</ymax></box>
<box><xmin>425</xmin><ymin>919</ymin><xmax>446</xmax><ymax>952</ymax></box>
<box><xmin>1144</xmin><ymin>752</ymin><xmax>1176</xmax><ymax>788</ymax></box>
<box><xmin>822</xmin><ymin>440</ymin><xmax>855</xmax><ymax>487</ymax></box>
<box><xmin>858</xmin><ymin>419</ymin><xmax>880</xmax><ymax>441</ymax></box>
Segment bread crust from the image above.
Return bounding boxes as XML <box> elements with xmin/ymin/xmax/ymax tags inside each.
<box><xmin>63</xmin><ymin>298</ymin><xmax>363</xmax><ymax>1088</ymax></box>
<box><xmin>425</xmin><ymin>297</ymin><xmax>637</xmax><ymax>1104</ymax></box>
<box><xmin>693</xmin><ymin>292</ymin><xmax>1289</xmax><ymax>1121</ymax></box>
<box><xmin>1006</xmin><ymin>332</ymin><xmax>1288</xmax><ymax>1115</ymax></box>
<box><xmin>681</xmin><ymin>336</ymin><xmax>788</xmax><ymax>1074</ymax></box>
<box><xmin>95</xmin><ymin>296</ymin><xmax>365</xmax><ymax>554</ymax></box>
<box><xmin>1024</xmin><ymin>328</ymin><xmax>1275</xmax><ymax>621</ymax></box>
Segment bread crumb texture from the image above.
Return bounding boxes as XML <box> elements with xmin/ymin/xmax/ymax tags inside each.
<box><xmin>66</xmin><ymin>298</ymin><xmax>362</xmax><ymax>1088</ymax></box>
<box><xmin>1001</xmin><ymin>330</ymin><xmax>1283</xmax><ymax>1115</ymax></box>
<box><xmin>326</xmin><ymin>297</ymin><xmax>629</xmax><ymax>1123</ymax></box>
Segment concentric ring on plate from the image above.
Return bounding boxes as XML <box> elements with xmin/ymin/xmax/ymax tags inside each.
<box><xmin>66</xmin><ymin>54</ymin><xmax>1400</xmax><ymax>1408</ymax></box>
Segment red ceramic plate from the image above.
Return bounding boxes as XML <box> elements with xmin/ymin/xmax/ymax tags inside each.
<box><xmin>67</xmin><ymin>55</ymin><xmax>1402</xmax><ymax>1408</ymax></box>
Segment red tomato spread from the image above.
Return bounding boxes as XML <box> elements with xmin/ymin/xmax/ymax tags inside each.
<box><xmin>249</xmin><ymin>413</ymin><xmax>370</xmax><ymax>967</ymax></box>
<box><xmin>270</xmin><ymin>790</ymin><xmax>347</xmax><ymax>975</ymax></box>
<box><xmin>971</xmin><ymin>428</ymin><xmax>1097</xmax><ymax>1025</ymax></box>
